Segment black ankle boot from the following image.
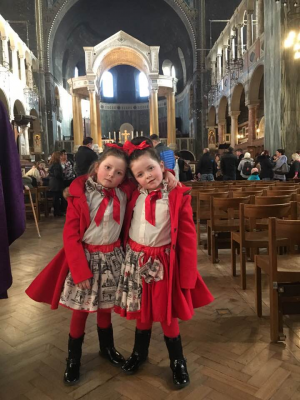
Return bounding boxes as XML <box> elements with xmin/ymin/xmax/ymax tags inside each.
<box><xmin>64</xmin><ymin>334</ymin><xmax>84</xmax><ymax>385</ymax></box>
<box><xmin>97</xmin><ymin>325</ymin><xmax>125</xmax><ymax>366</ymax></box>
<box><xmin>122</xmin><ymin>329</ymin><xmax>152</xmax><ymax>374</ymax></box>
<box><xmin>164</xmin><ymin>335</ymin><xmax>190</xmax><ymax>389</ymax></box>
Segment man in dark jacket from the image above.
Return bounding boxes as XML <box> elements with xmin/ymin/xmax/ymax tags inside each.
<box><xmin>150</xmin><ymin>134</ymin><xmax>175</xmax><ymax>169</ymax></box>
<box><xmin>75</xmin><ymin>137</ymin><xmax>98</xmax><ymax>176</ymax></box>
<box><xmin>236</xmin><ymin>148</ymin><xmax>244</xmax><ymax>180</ymax></box>
<box><xmin>196</xmin><ymin>148</ymin><xmax>216</xmax><ymax>181</ymax></box>
<box><xmin>221</xmin><ymin>147</ymin><xmax>238</xmax><ymax>180</ymax></box>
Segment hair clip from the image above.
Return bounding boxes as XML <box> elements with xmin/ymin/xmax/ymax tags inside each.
<box><xmin>123</xmin><ymin>140</ymin><xmax>151</xmax><ymax>156</ymax></box>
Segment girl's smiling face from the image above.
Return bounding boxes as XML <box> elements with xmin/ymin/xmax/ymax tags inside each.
<box><xmin>96</xmin><ymin>155</ymin><xmax>127</xmax><ymax>189</ymax></box>
<box><xmin>130</xmin><ymin>154</ymin><xmax>165</xmax><ymax>191</ymax></box>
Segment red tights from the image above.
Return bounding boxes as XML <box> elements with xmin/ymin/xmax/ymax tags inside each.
<box><xmin>136</xmin><ymin>318</ymin><xmax>180</xmax><ymax>338</ymax></box>
<box><xmin>70</xmin><ymin>310</ymin><xmax>111</xmax><ymax>339</ymax></box>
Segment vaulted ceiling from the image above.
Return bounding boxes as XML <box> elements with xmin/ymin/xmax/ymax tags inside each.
<box><xmin>52</xmin><ymin>0</ymin><xmax>194</xmax><ymax>93</ymax></box>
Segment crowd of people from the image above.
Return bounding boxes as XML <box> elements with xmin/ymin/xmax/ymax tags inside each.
<box><xmin>196</xmin><ymin>146</ymin><xmax>300</xmax><ymax>182</ymax></box>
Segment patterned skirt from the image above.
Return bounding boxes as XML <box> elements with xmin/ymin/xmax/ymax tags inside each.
<box><xmin>114</xmin><ymin>238</ymin><xmax>171</xmax><ymax>323</ymax></box>
<box><xmin>59</xmin><ymin>240</ymin><xmax>124</xmax><ymax>312</ymax></box>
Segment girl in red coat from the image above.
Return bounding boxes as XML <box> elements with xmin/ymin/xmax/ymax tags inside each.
<box><xmin>27</xmin><ymin>145</ymin><xmax>131</xmax><ymax>384</ymax></box>
<box><xmin>114</xmin><ymin>139</ymin><xmax>214</xmax><ymax>389</ymax></box>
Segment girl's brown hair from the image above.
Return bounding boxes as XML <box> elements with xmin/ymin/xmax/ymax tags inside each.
<box><xmin>128</xmin><ymin>137</ymin><xmax>161</xmax><ymax>166</ymax></box>
<box><xmin>88</xmin><ymin>145</ymin><xmax>128</xmax><ymax>180</ymax></box>
<box><xmin>49</xmin><ymin>151</ymin><xmax>62</xmax><ymax>165</ymax></box>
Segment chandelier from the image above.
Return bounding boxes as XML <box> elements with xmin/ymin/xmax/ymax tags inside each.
<box><xmin>280</xmin><ymin>1</ymin><xmax>300</xmax><ymax>59</ymax></box>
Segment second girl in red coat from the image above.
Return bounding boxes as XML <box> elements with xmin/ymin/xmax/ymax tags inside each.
<box><xmin>115</xmin><ymin>138</ymin><xmax>214</xmax><ymax>388</ymax></box>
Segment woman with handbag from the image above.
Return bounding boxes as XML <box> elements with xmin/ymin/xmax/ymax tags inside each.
<box><xmin>273</xmin><ymin>149</ymin><xmax>289</xmax><ymax>181</ymax></box>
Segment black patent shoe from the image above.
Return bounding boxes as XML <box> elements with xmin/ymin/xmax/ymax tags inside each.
<box><xmin>121</xmin><ymin>352</ymin><xmax>147</xmax><ymax>375</ymax></box>
<box><xmin>100</xmin><ymin>346</ymin><xmax>125</xmax><ymax>366</ymax></box>
<box><xmin>64</xmin><ymin>359</ymin><xmax>81</xmax><ymax>385</ymax></box>
<box><xmin>170</xmin><ymin>359</ymin><xmax>190</xmax><ymax>389</ymax></box>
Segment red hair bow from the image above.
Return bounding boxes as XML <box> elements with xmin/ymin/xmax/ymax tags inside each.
<box><xmin>123</xmin><ymin>140</ymin><xmax>151</xmax><ymax>156</ymax></box>
<box><xmin>105</xmin><ymin>143</ymin><xmax>125</xmax><ymax>151</ymax></box>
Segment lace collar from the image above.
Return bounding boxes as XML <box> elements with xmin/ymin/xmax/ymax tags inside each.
<box><xmin>139</xmin><ymin>180</ymin><xmax>168</xmax><ymax>197</ymax></box>
<box><xmin>85</xmin><ymin>177</ymin><xmax>106</xmax><ymax>194</ymax></box>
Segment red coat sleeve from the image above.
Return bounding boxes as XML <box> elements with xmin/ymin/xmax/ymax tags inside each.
<box><xmin>177</xmin><ymin>194</ymin><xmax>198</xmax><ymax>289</ymax></box>
<box><xmin>63</xmin><ymin>198</ymin><xmax>93</xmax><ymax>284</ymax></box>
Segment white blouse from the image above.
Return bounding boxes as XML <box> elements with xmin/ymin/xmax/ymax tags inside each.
<box><xmin>82</xmin><ymin>179</ymin><xmax>127</xmax><ymax>245</ymax></box>
<box><xmin>129</xmin><ymin>185</ymin><xmax>171</xmax><ymax>247</ymax></box>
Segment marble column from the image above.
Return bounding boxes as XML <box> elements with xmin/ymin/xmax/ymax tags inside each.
<box><xmin>21</xmin><ymin>125</ymin><xmax>30</xmax><ymax>155</ymax></box>
<box><xmin>72</xmin><ymin>94</ymin><xmax>83</xmax><ymax>152</ymax></box>
<box><xmin>217</xmin><ymin>54</ymin><xmax>222</xmax><ymax>81</ymax></box>
<box><xmin>19</xmin><ymin>55</ymin><xmax>26</xmax><ymax>83</ymax></box>
<box><xmin>149</xmin><ymin>96</ymin><xmax>153</xmax><ymax>135</ymax></box>
<box><xmin>264</xmin><ymin>0</ymin><xmax>300</xmax><ymax>156</ymax></box>
<box><xmin>237</xmin><ymin>24</ymin><xmax>243</xmax><ymax>59</ymax></box>
<box><xmin>89</xmin><ymin>90</ymin><xmax>99</xmax><ymax>149</ymax></box>
<box><xmin>150</xmin><ymin>89</ymin><xmax>159</xmax><ymax>135</ymax></box>
<box><xmin>247</xmin><ymin>104</ymin><xmax>258</xmax><ymax>145</ymax></box>
<box><xmin>218</xmin><ymin>119</ymin><xmax>226</xmax><ymax>144</ymax></box>
<box><xmin>230</xmin><ymin>111</ymin><xmax>240</xmax><ymax>148</ymax></box>
<box><xmin>1</xmin><ymin>37</ymin><xmax>9</xmax><ymax>66</ymax></box>
<box><xmin>96</xmin><ymin>94</ymin><xmax>102</xmax><ymax>149</ymax></box>
<box><xmin>211</xmin><ymin>61</ymin><xmax>216</xmax><ymax>85</ymax></box>
<box><xmin>247</xmin><ymin>11</ymin><xmax>253</xmax><ymax>49</ymax></box>
<box><xmin>27</xmin><ymin>63</ymin><xmax>33</xmax><ymax>88</ymax></box>
<box><xmin>223</xmin><ymin>46</ymin><xmax>228</xmax><ymax>76</ymax></box>
<box><xmin>257</xmin><ymin>0</ymin><xmax>264</xmax><ymax>37</ymax></box>
<box><xmin>166</xmin><ymin>90</ymin><xmax>176</xmax><ymax>146</ymax></box>
<box><xmin>11</xmin><ymin>46</ymin><xmax>18</xmax><ymax>77</ymax></box>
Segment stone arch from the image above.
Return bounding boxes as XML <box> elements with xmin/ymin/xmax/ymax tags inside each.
<box><xmin>248</xmin><ymin>64</ymin><xmax>264</xmax><ymax>104</ymax></box>
<box><xmin>230</xmin><ymin>83</ymin><xmax>245</xmax><ymax>112</ymax></box>
<box><xmin>0</xmin><ymin>88</ymin><xmax>10</xmax><ymax>114</ymax></box>
<box><xmin>218</xmin><ymin>96</ymin><xmax>228</xmax><ymax>121</ymax></box>
<box><xmin>45</xmin><ymin>0</ymin><xmax>197</xmax><ymax>73</ymax></box>
<box><xmin>13</xmin><ymin>99</ymin><xmax>25</xmax><ymax>116</ymax></box>
<box><xmin>178</xmin><ymin>47</ymin><xmax>187</xmax><ymax>86</ymax></box>
<box><xmin>208</xmin><ymin>106</ymin><xmax>216</xmax><ymax>127</ymax></box>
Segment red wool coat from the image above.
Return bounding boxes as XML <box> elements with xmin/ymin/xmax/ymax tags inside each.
<box><xmin>25</xmin><ymin>175</ymin><xmax>135</xmax><ymax>309</ymax></box>
<box><xmin>121</xmin><ymin>186</ymin><xmax>214</xmax><ymax>324</ymax></box>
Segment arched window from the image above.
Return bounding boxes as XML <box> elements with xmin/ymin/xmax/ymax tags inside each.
<box><xmin>139</xmin><ymin>72</ymin><xmax>149</xmax><ymax>97</ymax></box>
<box><xmin>101</xmin><ymin>71</ymin><xmax>114</xmax><ymax>98</ymax></box>
<box><xmin>74</xmin><ymin>66</ymin><xmax>79</xmax><ymax>78</ymax></box>
<box><xmin>171</xmin><ymin>66</ymin><xmax>176</xmax><ymax>78</ymax></box>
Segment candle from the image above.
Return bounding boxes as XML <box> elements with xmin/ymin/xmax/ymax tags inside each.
<box><xmin>114</xmin><ymin>131</ymin><xmax>116</xmax><ymax>141</ymax></box>
<box><xmin>131</xmin><ymin>131</ymin><xmax>134</xmax><ymax>139</ymax></box>
<box><xmin>136</xmin><ymin>131</ymin><xmax>138</xmax><ymax>137</ymax></box>
<box><xmin>109</xmin><ymin>132</ymin><xmax>111</xmax><ymax>140</ymax></box>
<box><xmin>141</xmin><ymin>131</ymin><xmax>143</xmax><ymax>136</ymax></box>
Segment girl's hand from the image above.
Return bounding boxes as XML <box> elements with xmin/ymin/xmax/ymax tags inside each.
<box><xmin>77</xmin><ymin>279</ymin><xmax>91</xmax><ymax>290</ymax></box>
<box><xmin>165</xmin><ymin>170</ymin><xmax>182</xmax><ymax>190</ymax></box>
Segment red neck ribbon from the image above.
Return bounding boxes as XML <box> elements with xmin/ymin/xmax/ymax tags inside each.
<box><xmin>123</xmin><ymin>140</ymin><xmax>151</xmax><ymax>156</ymax></box>
<box><xmin>94</xmin><ymin>189</ymin><xmax>120</xmax><ymax>226</ymax></box>
<box><xmin>145</xmin><ymin>190</ymin><xmax>162</xmax><ymax>226</ymax></box>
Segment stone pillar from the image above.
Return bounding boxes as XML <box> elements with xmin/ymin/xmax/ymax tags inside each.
<box><xmin>19</xmin><ymin>55</ymin><xmax>26</xmax><ymax>83</ymax></box>
<box><xmin>72</xmin><ymin>94</ymin><xmax>83</xmax><ymax>152</ymax></box>
<box><xmin>96</xmin><ymin>94</ymin><xmax>102</xmax><ymax>150</ymax></box>
<box><xmin>149</xmin><ymin>96</ymin><xmax>153</xmax><ymax>135</ymax></box>
<box><xmin>247</xmin><ymin>104</ymin><xmax>259</xmax><ymax>145</ymax></box>
<box><xmin>218</xmin><ymin>119</ymin><xmax>226</xmax><ymax>144</ymax></box>
<box><xmin>89</xmin><ymin>90</ymin><xmax>99</xmax><ymax>150</ymax></box>
<box><xmin>1</xmin><ymin>37</ymin><xmax>9</xmax><ymax>65</ymax></box>
<box><xmin>216</xmin><ymin>54</ymin><xmax>222</xmax><ymax>81</ymax></box>
<box><xmin>247</xmin><ymin>10</ymin><xmax>253</xmax><ymax>49</ymax></box>
<box><xmin>237</xmin><ymin>24</ymin><xmax>243</xmax><ymax>58</ymax></box>
<box><xmin>230</xmin><ymin>111</ymin><xmax>240</xmax><ymax>148</ymax></box>
<box><xmin>150</xmin><ymin>89</ymin><xmax>159</xmax><ymax>135</ymax></box>
<box><xmin>27</xmin><ymin>63</ymin><xmax>33</xmax><ymax>88</ymax></box>
<box><xmin>11</xmin><ymin>46</ymin><xmax>18</xmax><ymax>77</ymax></box>
<box><xmin>264</xmin><ymin>0</ymin><xmax>300</xmax><ymax>156</ymax></box>
<box><xmin>166</xmin><ymin>90</ymin><xmax>176</xmax><ymax>146</ymax></box>
<box><xmin>211</xmin><ymin>61</ymin><xmax>216</xmax><ymax>85</ymax></box>
<box><xmin>223</xmin><ymin>46</ymin><xmax>228</xmax><ymax>76</ymax></box>
<box><xmin>257</xmin><ymin>0</ymin><xmax>264</xmax><ymax>37</ymax></box>
<box><xmin>21</xmin><ymin>125</ymin><xmax>30</xmax><ymax>155</ymax></box>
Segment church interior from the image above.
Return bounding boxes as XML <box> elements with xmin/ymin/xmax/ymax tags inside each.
<box><xmin>2</xmin><ymin>0</ymin><xmax>300</xmax><ymax>399</ymax></box>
